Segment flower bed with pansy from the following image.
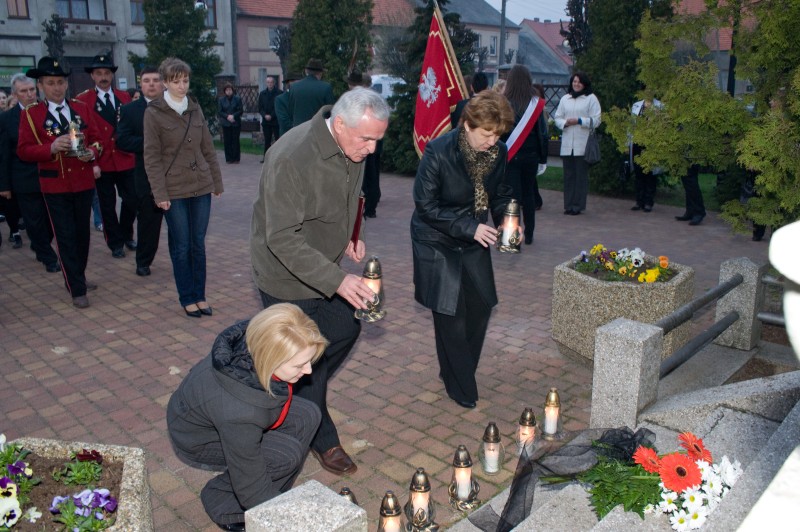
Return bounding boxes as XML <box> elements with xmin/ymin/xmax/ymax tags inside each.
<box><xmin>0</xmin><ymin>435</ymin><xmax>123</xmax><ymax>531</ymax></box>
<box><xmin>573</xmin><ymin>244</ymin><xmax>676</xmax><ymax>284</ymax></box>
<box><xmin>578</xmin><ymin>432</ymin><xmax>741</xmax><ymax>530</ymax></box>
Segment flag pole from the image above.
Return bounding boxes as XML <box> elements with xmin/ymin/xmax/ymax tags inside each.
<box><xmin>433</xmin><ymin>0</ymin><xmax>469</xmax><ymax>99</ymax></box>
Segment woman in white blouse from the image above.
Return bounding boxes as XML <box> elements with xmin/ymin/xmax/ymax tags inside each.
<box><xmin>554</xmin><ymin>72</ymin><xmax>602</xmax><ymax>215</ymax></box>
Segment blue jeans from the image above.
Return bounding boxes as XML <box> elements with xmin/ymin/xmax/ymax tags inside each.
<box><xmin>163</xmin><ymin>194</ymin><xmax>211</xmax><ymax>307</ymax></box>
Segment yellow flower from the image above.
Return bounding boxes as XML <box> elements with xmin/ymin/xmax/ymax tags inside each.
<box><xmin>638</xmin><ymin>272</ymin><xmax>646</xmax><ymax>282</ymax></box>
<box><xmin>619</xmin><ymin>266</ymin><xmax>627</xmax><ymax>275</ymax></box>
<box><xmin>590</xmin><ymin>243</ymin><xmax>606</xmax><ymax>255</ymax></box>
<box><xmin>610</xmin><ymin>251</ymin><xmax>617</xmax><ymax>259</ymax></box>
<box><xmin>644</xmin><ymin>268</ymin><xmax>660</xmax><ymax>283</ymax></box>
<box><xmin>605</xmin><ymin>261</ymin><xmax>614</xmax><ymax>270</ymax></box>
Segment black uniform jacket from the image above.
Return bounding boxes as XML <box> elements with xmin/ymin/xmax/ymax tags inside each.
<box><xmin>410</xmin><ymin>128</ymin><xmax>512</xmax><ymax>316</ymax></box>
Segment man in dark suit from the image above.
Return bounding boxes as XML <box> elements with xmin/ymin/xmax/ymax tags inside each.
<box><xmin>0</xmin><ymin>73</ymin><xmax>59</xmax><ymax>271</ymax></box>
<box><xmin>116</xmin><ymin>66</ymin><xmax>163</xmax><ymax>277</ymax></box>
<box><xmin>17</xmin><ymin>57</ymin><xmax>103</xmax><ymax>308</ymax></box>
<box><xmin>288</xmin><ymin>59</ymin><xmax>335</xmax><ymax>128</ymax></box>
<box><xmin>274</xmin><ymin>72</ymin><xmax>300</xmax><ymax>137</ymax></box>
<box><xmin>76</xmin><ymin>53</ymin><xmax>137</xmax><ymax>258</ymax></box>
<box><xmin>257</xmin><ymin>74</ymin><xmax>282</xmax><ymax>162</ymax></box>
<box><xmin>450</xmin><ymin>72</ymin><xmax>488</xmax><ymax>129</ymax></box>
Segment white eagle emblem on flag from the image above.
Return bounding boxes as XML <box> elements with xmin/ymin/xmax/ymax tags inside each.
<box><xmin>418</xmin><ymin>67</ymin><xmax>441</xmax><ymax>108</ymax></box>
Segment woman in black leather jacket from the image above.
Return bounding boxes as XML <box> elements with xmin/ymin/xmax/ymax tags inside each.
<box><xmin>410</xmin><ymin>90</ymin><xmax>514</xmax><ymax>409</ymax></box>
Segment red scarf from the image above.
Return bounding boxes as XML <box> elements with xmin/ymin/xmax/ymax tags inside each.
<box><xmin>267</xmin><ymin>376</ymin><xmax>293</xmax><ymax>430</ymax></box>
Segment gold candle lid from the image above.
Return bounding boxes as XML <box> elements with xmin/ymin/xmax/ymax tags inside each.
<box><xmin>482</xmin><ymin>422</ymin><xmax>501</xmax><ymax>443</ymax></box>
<box><xmin>409</xmin><ymin>467</ymin><xmax>431</xmax><ymax>493</ymax></box>
<box><xmin>452</xmin><ymin>445</ymin><xmax>473</xmax><ymax>467</ymax></box>
<box><xmin>518</xmin><ymin>407</ymin><xmax>537</xmax><ymax>427</ymax></box>
<box><xmin>362</xmin><ymin>255</ymin><xmax>382</xmax><ymax>279</ymax></box>
<box><xmin>545</xmin><ymin>387</ymin><xmax>561</xmax><ymax>408</ymax></box>
<box><xmin>338</xmin><ymin>486</ymin><xmax>358</xmax><ymax>505</ymax></box>
<box><xmin>379</xmin><ymin>491</ymin><xmax>402</xmax><ymax>517</ymax></box>
<box><xmin>503</xmin><ymin>199</ymin><xmax>520</xmax><ymax>216</ymax></box>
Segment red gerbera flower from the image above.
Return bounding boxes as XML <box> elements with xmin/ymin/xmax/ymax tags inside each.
<box><xmin>678</xmin><ymin>432</ymin><xmax>712</xmax><ymax>463</ymax></box>
<box><xmin>659</xmin><ymin>453</ymin><xmax>702</xmax><ymax>493</ymax></box>
<box><xmin>633</xmin><ymin>446</ymin><xmax>661</xmax><ymax>474</ymax></box>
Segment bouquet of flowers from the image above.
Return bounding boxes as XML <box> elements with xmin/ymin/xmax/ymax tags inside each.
<box><xmin>634</xmin><ymin>432</ymin><xmax>742</xmax><ymax>530</ymax></box>
<box><xmin>574</xmin><ymin>243</ymin><xmax>673</xmax><ymax>283</ymax></box>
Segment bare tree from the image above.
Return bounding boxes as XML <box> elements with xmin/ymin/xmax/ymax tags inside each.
<box><xmin>271</xmin><ymin>25</ymin><xmax>292</xmax><ymax>79</ymax></box>
<box><xmin>504</xmin><ymin>49</ymin><xmax>515</xmax><ymax>64</ymax></box>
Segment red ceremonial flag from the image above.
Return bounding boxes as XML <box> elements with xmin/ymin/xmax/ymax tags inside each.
<box><xmin>413</xmin><ymin>2</ymin><xmax>469</xmax><ymax>157</ymax></box>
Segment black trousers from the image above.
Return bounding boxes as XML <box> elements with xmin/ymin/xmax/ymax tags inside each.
<box><xmin>173</xmin><ymin>397</ymin><xmax>320</xmax><ymax>526</ymax></box>
<box><xmin>135</xmin><ymin>193</ymin><xmax>163</xmax><ymax>269</ymax></box>
<box><xmin>363</xmin><ymin>148</ymin><xmax>381</xmax><ymax>216</ymax></box>
<box><xmin>222</xmin><ymin>126</ymin><xmax>241</xmax><ymax>162</ymax></box>
<box><xmin>681</xmin><ymin>165</ymin><xmax>706</xmax><ymax>217</ymax></box>
<box><xmin>96</xmin><ymin>169</ymin><xmax>136</xmax><ymax>251</ymax></box>
<box><xmin>262</xmin><ymin>121</ymin><xmax>279</xmax><ymax>154</ymax></box>
<box><xmin>0</xmin><ymin>194</ymin><xmax>21</xmax><ymax>235</ymax></box>
<box><xmin>505</xmin><ymin>157</ymin><xmax>537</xmax><ymax>239</ymax></box>
<box><xmin>431</xmin><ymin>269</ymin><xmax>491</xmax><ymax>404</ymax></box>
<box><xmin>259</xmin><ymin>289</ymin><xmax>361</xmax><ymax>453</ymax></box>
<box><xmin>634</xmin><ymin>168</ymin><xmax>657</xmax><ymax>208</ymax></box>
<box><xmin>562</xmin><ymin>155</ymin><xmax>589</xmax><ymax>212</ymax></box>
<box><xmin>15</xmin><ymin>190</ymin><xmax>57</xmax><ymax>266</ymax></box>
<box><xmin>43</xmin><ymin>189</ymin><xmax>93</xmax><ymax>297</ymax></box>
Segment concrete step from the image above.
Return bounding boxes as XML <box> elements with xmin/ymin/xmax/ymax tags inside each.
<box><xmin>658</xmin><ymin>343</ymin><xmax>756</xmax><ymax>399</ymax></box>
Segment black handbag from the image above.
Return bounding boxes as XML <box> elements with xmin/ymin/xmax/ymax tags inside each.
<box><xmin>584</xmin><ymin>117</ymin><xmax>601</xmax><ymax>165</ymax></box>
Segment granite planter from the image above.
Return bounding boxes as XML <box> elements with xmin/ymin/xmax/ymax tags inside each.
<box><xmin>13</xmin><ymin>438</ymin><xmax>153</xmax><ymax>532</ymax></box>
<box><xmin>551</xmin><ymin>256</ymin><xmax>695</xmax><ymax>362</ymax></box>
<box><xmin>548</xmin><ymin>139</ymin><xmax>561</xmax><ymax>157</ymax></box>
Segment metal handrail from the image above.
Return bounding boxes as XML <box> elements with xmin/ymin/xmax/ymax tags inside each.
<box><xmin>757</xmin><ymin>311</ymin><xmax>786</xmax><ymax>327</ymax></box>
<box><xmin>660</xmin><ymin>311</ymin><xmax>740</xmax><ymax>378</ymax></box>
<box><xmin>655</xmin><ymin>274</ymin><xmax>744</xmax><ymax>335</ymax></box>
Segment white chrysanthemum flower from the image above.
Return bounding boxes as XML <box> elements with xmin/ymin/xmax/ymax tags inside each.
<box><xmin>696</xmin><ymin>460</ymin><xmax>711</xmax><ymax>479</ymax></box>
<box><xmin>688</xmin><ymin>505</ymin><xmax>709</xmax><ymax>529</ymax></box>
<box><xmin>714</xmin><ymin>456</ymin><xmax>743</xmax><ymax>487</ymax></box>
<box><xmin>681</xmin><ymin>487</ymin><xmax>706</xmax><ymax>512</ymax></box>
<box><xmin>670</xmin><ymin>509</ymin><xmax>692</xmax><ymax>532</ymax></box>
<box><xmin>702</xmin><ymin>471</ymin><xmax>723</xmax><ymax>497</ymax></box>
<box><xmin>25</xmin><ymin>506</ymin><xmax>42</xmax><ymax>523</ymax></box>
<box><xmin>660</xmin><ymin>490</ymin><xmax>679</xmax><ymax>513</ymax></box>
<box><xmin>706</xmin><ymin>492</ymin><xmax>722</xmax><ymax>511</ymax></box>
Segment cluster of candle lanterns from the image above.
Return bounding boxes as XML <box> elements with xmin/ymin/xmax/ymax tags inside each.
<box><xmin>336</xmin><ymin>389</ymin><xmax>563</xmax><ymax>531</ymax></box>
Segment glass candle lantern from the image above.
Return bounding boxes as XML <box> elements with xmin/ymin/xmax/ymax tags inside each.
<box><xmin>378</xmin><ymin>490</ymin><xmax>403</xmax><ymax>532</ymax></box>
<box><xmin>542</xmin><ymin>387</ymin><xmax>563</xmax><ymax>440</ymax></box>
<box><xmin>448</xmin><ymin>445</ymin><xmax>480</xmax><ymax>510</ymax></box>
<box><xmin>354</xmin><ymin>255</ymin><xmax>386</xmax><ymax>322</ymax></box>
<box><xmin>478</xmin><ymin>422</ymin><xmax>505</xmax><ymax>475</ymax></box>
<box><xmin>338</xmin><ymin>486</ymin><xmax>358</xmax><ymax>506</ymax></box>
<box><xmin>515</xmin><ymin>407</ymin><xmax>537</xmax><ymax>455</ymax></box>
<box><xmin>404</xmin><ymin>468</ymin><xmax>437</xmax><ymax>531</ymax></box>
<box><xmin>496</xmin><ymin>199</ymin><xmax>521</xmax><ymax>253</ymax></box>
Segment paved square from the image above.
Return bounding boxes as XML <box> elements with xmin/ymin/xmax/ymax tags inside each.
<box><xmin>0</xmin><ymin>151</ymin><xmax>768</xmax><ymax>530</ymax></box>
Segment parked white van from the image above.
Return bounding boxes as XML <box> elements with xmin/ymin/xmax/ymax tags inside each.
<box><xmin>370</xmin><ymin>74</ymin><xmax>404</xmax><ymax>100</ymax></box>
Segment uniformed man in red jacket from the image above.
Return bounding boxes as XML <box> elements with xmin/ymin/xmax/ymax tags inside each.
<box><xmin>17</xmin><ymin>57</ymin><xmax>103</xmax><ymax>309</ymax></box>
<box><xmin>76</xmin><ymin>53</ymin><xmax>137</xmax><ymax>258</ymax></box>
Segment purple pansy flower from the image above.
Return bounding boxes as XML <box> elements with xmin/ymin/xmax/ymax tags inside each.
<box><xmin>50</xmin><ymin>495</ymin><xmax>69</xmax><ymax>514</ymax></box>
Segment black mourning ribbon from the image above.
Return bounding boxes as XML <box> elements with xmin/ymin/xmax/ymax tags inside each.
<box><xmin>468</xmin><ymin>427</ymin><xmax>656</xmax><ymax>532</ymax></box>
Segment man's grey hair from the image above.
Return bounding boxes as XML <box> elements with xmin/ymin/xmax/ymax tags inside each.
<box><xmin>330</xmin><ymin>87</ymin><xmax>390</xmax><ymax>127</ymax></box>
<box><xmin>10</xmin><ymin>73</ymin><xmax>35</xmax><ymax>92</ymax></box>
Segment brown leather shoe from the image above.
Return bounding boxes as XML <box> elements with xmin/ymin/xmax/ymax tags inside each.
<box><xmin>312</xmin><ymin>446</ymin><xmax>357</xmax><ymax>475</ymax></box>
<box><xmin>72</xmin><ymin>295</ymin><xmax>90</xmax><ymax>309</ymax></box>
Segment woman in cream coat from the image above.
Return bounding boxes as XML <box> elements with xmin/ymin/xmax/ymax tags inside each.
<box><xmin>554</xmin><ymin>72</ymin><xmax>601</xmax><ymax>215</ymax></box>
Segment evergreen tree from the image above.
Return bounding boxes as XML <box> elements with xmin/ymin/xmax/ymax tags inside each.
<box><xmin>128</xmin><ymin>0</ymin><xmax>222</xmax><ymax>121</ymax></box>
<box><xmin>603</xmin><ymin>11</ymin><xmax>751</xmax><ymax>184</ymax></box>
<box><xmin>720</xmin><ymin>0</ymin><xmax>800</xmax><ymax>231</ymax></box>
<box><xmin>289</xmin><ymin>0</ymin><xmax>374</xmax><ymax>96</ymax></box>
<box><xmin>562</xmin><ymin>0</ymin><xmax>672</xmax><ymax>194</ymax></box>
<box><xmin>382</xmin><ymin>0</ymin><xmax>477</xmax><ymax>174</ymax></box>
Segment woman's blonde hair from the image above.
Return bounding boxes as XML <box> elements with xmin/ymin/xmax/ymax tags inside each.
<box><xmin>159</xmin><ymin>57</ymin><xmax>191</xmax><ymax>83</ymax></box>
<box><xmin>462</xmin><ymin>89</ymin><xmax>514</xmax><ymax>135</ymax></box>
<box><xmin>245</xmin><ymin>303</ymin><xmax>328</xmax><ymax>396</ymax></box>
